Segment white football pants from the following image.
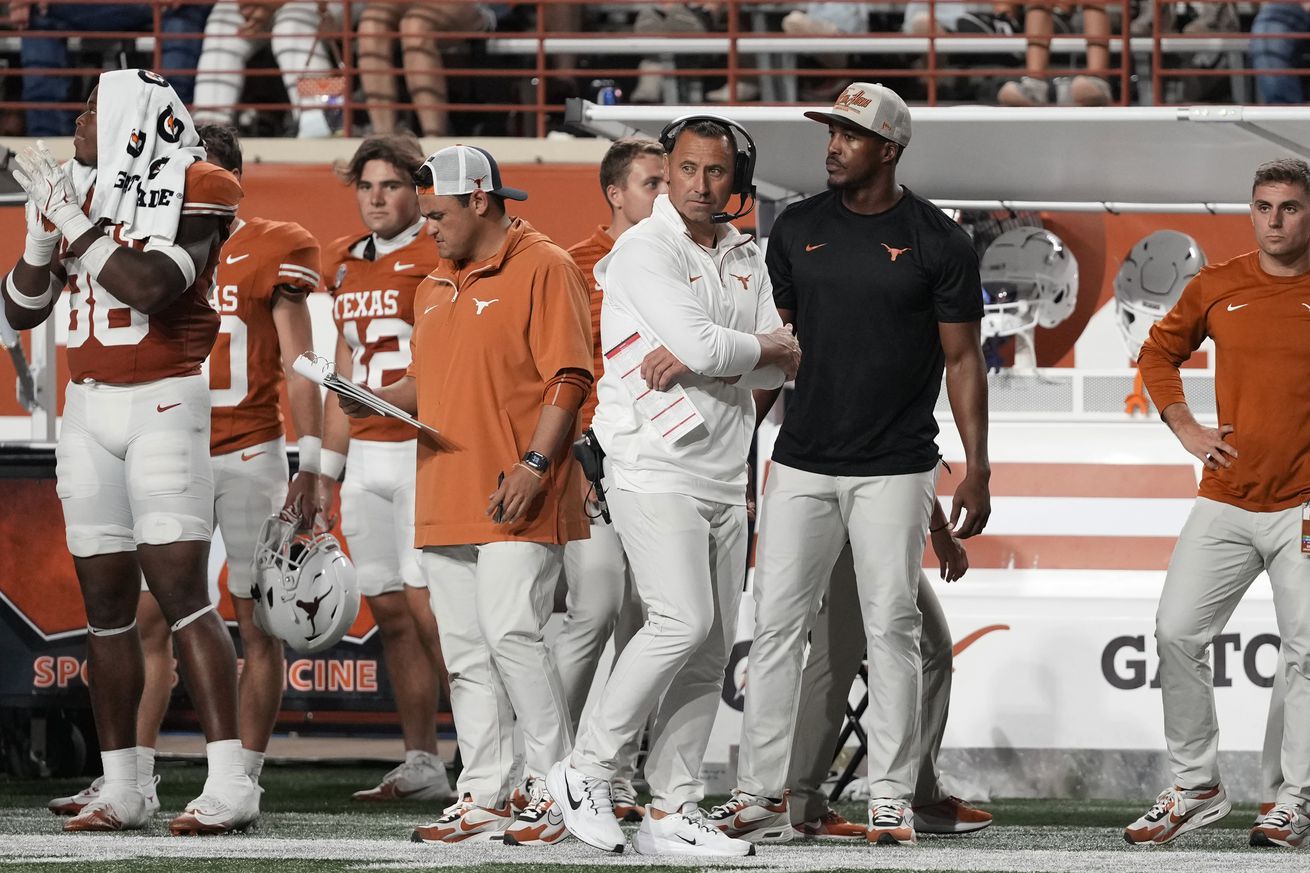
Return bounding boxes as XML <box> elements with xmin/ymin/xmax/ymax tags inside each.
<box><xmin>736</xmin><ymin>462</ymin><xmax>935</xmax><ymax>802</ymax></box>
<box><xmin>1156</xmin><ymin>497</ymin><xmax>1310</xmax><ymax>809</ymax></box>
<box><xmin>553</xmin><ymin>519</ymin><xmax>644</xmax><ymax>780</ymax></box>
<box><xmin>571</xmin><ymin>488</ymin><xmax>747</xmax><ymax>813</ymax></box>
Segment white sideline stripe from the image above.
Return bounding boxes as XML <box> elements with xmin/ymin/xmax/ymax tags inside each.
<box><xmin>949</xmin><ymin>496</ymin><xmax>1195</xmax><ymax>537</ymax></box>
<box><xmin>5</xmin><ymin>833</ymin><xmax>1308</xmax><ymax>872</ymax></box>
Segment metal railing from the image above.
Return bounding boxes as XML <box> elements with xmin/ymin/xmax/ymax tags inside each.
<box><xmin>0</xmin><ymin>0</ymin><xmax>1297</xmax><ymax>138</ymax></box>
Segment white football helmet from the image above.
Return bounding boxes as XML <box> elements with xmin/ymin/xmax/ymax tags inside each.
<box><xmin>1114</xmin><ymin>230</ymin><xmax>1206</xmax><ymax>360</ymax></box>
<box><xmin>252</xmin><ymin>514</ymin><xmax>359</xmax><ymax>654</ymax></box>
<box><xmin>979</xmin><ymin>227</ymin><xmax>1079</xmax><ymax>337</ymax></box>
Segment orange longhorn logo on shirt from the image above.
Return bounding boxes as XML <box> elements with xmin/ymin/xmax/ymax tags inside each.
<box><xmin>882</xmin><ymin>243</ymin><xmax>912</xmax><ymax>262</ymax></box>
<box><xmin>731</xmin><ymin>273</ymin><xmax>751</xmax><ymax>291</ymax></box>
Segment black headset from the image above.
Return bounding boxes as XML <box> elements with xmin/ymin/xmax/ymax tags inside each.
<box><xmin>658</xmin><ymin>113</ymin><xmax>757</xmax><ymax>224</ymax></box>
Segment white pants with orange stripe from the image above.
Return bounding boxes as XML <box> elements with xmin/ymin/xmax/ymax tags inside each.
<box><xmin>736</xmin><ymin>462</ymin><xmax>936</xmax><ymax>803</ymax></box>
<box><xmin>422</xmin><ymin>541</ymin><xmax>572</xmax><ymax>809</ymax></box>
<box><xmin>786</xmin><ymin>544</ymin><xmax>953</xmax><ymax>823</ymax></box>
<box><xmin>570</xmin><ymin>488</ymin><xmax>747</xmax><ymax>813</ymax></box>
<box><xmin>553</xmin><ymin>519</ymin><xmax>644</xmax><ymax>781</ymax></box>
<box><xmin>1156</xmin><ymin>497</ymin><xmax>1310</xmax><ymax>809</ymax></box>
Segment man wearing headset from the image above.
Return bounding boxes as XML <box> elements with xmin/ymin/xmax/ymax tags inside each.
<box><xmin>548</xmin><ymin>115</ymin><xmax>801</xmax><ymax>857</ymax></box>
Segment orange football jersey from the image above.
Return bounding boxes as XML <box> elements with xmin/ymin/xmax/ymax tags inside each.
<box><xmin>325</xmin><ymin>225</ymin><xmax>436</xmax><ymax>442</ymax></box>
<box><xmin>62</xmin><ymin>160</ymin><xmax>242</xmax><ymax>384</ymax></box>
<box><xmin>566</xmin><ymin>226</ymin><xmax>612</xmax><ymax>429</ymax></box>
<box><xmin>208</xmin><ymin>217</ymin><xmax>321</xmax><ymax>455</ymax></box>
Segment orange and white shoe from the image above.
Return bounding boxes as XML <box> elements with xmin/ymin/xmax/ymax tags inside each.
<box><xmin>64</xmin><ymin>785</ymin><xmax>151</xmax><ymax>832</ymax></box>
<box><xmin>793</xmin><ymin>809</ymin><xmax>867</xmax><ymax>840</ymax></box>
<box><xmin>411</xmin><ymin>793</ymin><xmax>513</xmax><ymax>844</ymax></box>
<box><xmin>913</xmin><ymin>796</ymin><xmax>993</xmax><ymax>834</ymax></box>
<box><xmin>169</xmin><ymin>780</ymin><xmax>261</xmax><ymax>835</ymax></box>
<box><xmin>611</xmin><ymin>778</ymin><xmax>645</xmax><ymax>822</ymax></box>
<box><xmin>49</xmin><ymin>776</ymin><xmax>103</xmax><ymax>816</ymax></box>
<box><xmin>1250</xmin><ymin>803</ymin><xmax>1310</xmax><ymax>848</ymax></box>
<box><xmin>867</xmin><ymin>798</ymin><xmax>917</xmax><ymax>846</ymax></box>
<box><xmin>502</xmin><ymin>778</ymin><xmax>569</xmax><ymax>846</ymax></box>
<box><xmin>1123</xmin><ymin>784</ymin><xmax>1230</xmax><ymax>845</ymax></box>
<box><xmin>705</xmin><ymin>791</ymin><xmax>793</xmax><ymax>843</ymax></box>
<box><xmin>510</xmin><ymin>782</ymin><xmax>531</xmax><ymax>813</ymax></box>
<box><xmin>1254</xmin><ymin>801</ymin><xmax>1276</xmax><ymax>825</ymax></box>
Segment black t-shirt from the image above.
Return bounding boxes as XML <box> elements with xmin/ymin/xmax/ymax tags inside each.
<box><xmin>767</xmin><ymin>187</ymin><xmax>982</xmax><ymax>477</ymax></box>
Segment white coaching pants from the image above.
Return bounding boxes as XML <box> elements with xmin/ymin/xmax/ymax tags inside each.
<box><xmin>786</xmin><ymin>544</ymin><xmax>953</xmax><ymax>822</ymax></box>
<box><xmin>737</xmin><ymin>462</ymin><xmax>935</xmax><ymax>802</ymax></box>
<box><xmin>422</xmin><ymin>541</ymin><xmax>572</xmax><ymax>809</ymax></box>
<box><xmin>1156</xmin><ymin>497</ymin><xmax>1310</xmax><ymax>808</ymax></box>
<box><xmin>571</xmin><ymin>488</ymin><xmax>747</xmax><ymax>813</ymax></box>
<box><xmin>553</xmin><ymin>519</ymin><xmax>644</xmax><ymax>780</ymax></box>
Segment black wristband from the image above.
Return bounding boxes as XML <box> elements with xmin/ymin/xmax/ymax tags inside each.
<box><xmin>522</xmin><ymin>450</ymin><xmax>550</xmax><ymax>474</ymax></box>
<box><xmin>929</xmin><ymin>523</ymin><xmax>949</xmax><ymax>534</ymax></box>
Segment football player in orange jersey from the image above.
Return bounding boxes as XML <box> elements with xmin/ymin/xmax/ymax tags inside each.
<box><xmin>320</xmin><ymin>134</ymin><xmax>454</xmax><ymax>802</ymax></box>
<box><xmin>47</xmin><ymin>122</ymin><xmax>326</xmax><ymax>819</ymax></box>
<box><xmin>3</xmin><ymin>70</ymin><xmax>259</xmax><ymax>834</ymax></box>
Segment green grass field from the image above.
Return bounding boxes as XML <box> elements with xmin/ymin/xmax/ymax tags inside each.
<box><xmin>0</xmin><ymin>763</ymin><xmax>1298</xmax><ymax>873</ymax></box>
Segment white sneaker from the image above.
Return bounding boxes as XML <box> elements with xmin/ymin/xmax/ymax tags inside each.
<box><xmin>867</xmin><ymin>798</ymin><xmax>917</xmax><ymax>846</ymax></box>
<box><xmin>545</xmin><ymin>760</ymin><xmax>625</xmax><ymax>853</ymax></box>
<box><xmin>705</xmin><ymin>791</ymin><xmax>793</xmax><ymax>843</ymax></box>
<box><xmin>1124</xmin><ymin>784</ymin><xmax>1230</xmax><ymax>845</ymax></box>
<box><xmin>503</xmin><ymin>777</ymin><xmax>569</xmax><ymax>846</ymax></box>
<box><xmin>64</xmin><ymin>783</ymin><xmax>151</xmax><ymax>832</ymax></box>
<box><xmin>633</xmin><ymin>808</ymin><xmax>756</xmax><ymax>856</ymax></box>
<box><xmin>352</xmin><ymin>752</ymin><xmax>456</xmax><ymax>802</ymax></box>
<box><xmin>411</xmin><ymin>793</ymin><xmax>512</xmax><ymax>844</ymax></box>
<box><xmin>169</xmin><ymin>779</ymin><xmax>261</xmax><ymax>835</ymax></box>
<box><xmin>49</xmin><ymin>776</ymin><xmax>103</xmax><ymax>816</ymax></box>
<box><xmin>1250</xmin><ymin>802</ymin><xmax>1310</xmax><ymax>848</ymax></box>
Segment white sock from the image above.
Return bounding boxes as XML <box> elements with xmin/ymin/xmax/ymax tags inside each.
<box><xmin>205</xmin><ymin>739</ymin><xmax>247</xmax><ymax>790</ymax></box>
<box><xmin>101</xmin><ymin>747</ymin><xmax>136</xmax><ymax>791</ymax></box>
<box><xmin>241</xmin><ymin>747</ymin><xmax>265</xmax><ymax>784</ymax></box>
<box><xmin>135</xmin><ymin>746</ymin><xmax>156</xmax><ymax>787</ymax></box>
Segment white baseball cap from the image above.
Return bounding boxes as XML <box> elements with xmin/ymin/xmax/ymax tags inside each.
<box><xmin>804</xmin><ymin>82</ymin><xmax>912</xmax><ymax>147</ymax></box>
<box><xmin>416</xmin><ymin>144</ymin><xmax>528</xmax><ymax>201</ymax></box>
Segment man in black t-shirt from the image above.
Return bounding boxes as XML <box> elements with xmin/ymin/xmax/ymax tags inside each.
<box><xmin>705</xmin><ymin>83</ymin><xmax>992</xmax><ymax>848</ymax></box>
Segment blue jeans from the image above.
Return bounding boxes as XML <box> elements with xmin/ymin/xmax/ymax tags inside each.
<box><xmin>21</xmin><ymin>3</ymin><xmax>211</xmax><ymax>135</ymax></box>
<box><xmin>1251</xmin><ymin>3</ymin><xmax>1310</xmax><ymax>105</ymax></box>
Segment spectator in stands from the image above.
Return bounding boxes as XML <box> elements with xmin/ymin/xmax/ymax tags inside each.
<box><xmin>13</xmin><ymin>0</ymin><xmax>211</xmax><ymax>136</ymax></box>
<box><xmin>355</xmin><ymin>1</ymin><xmax>495</xmax><ymax>136</ymax></box>
<box><xmin>630</xmin><ymin>4</ymin><xmax>710</xmax><ymax>104</ymax></box>
<box><xmin>1250</xmin><ymin>3</ymin><xmax>1310</xmax><ymax>104</ymax></box>
<box><xmin>192</xmin><ymin>1</ymin><xmax>339</xmax><ymax>138</ymax></box>
<box><xmin>997</xmin><ymin>2</ymin><xmax>1113</xmax><ymax>106</ymax></box>
<box><xmin>777</xmin><ymin>3</ymin><xmax>869</xmax><ymax>102</ymax></box>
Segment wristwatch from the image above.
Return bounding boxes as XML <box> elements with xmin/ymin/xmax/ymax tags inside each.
<box><xmin>522</xmin><ymin>450</ymin><xmax>550</xmax><ymax>474</ymax></box>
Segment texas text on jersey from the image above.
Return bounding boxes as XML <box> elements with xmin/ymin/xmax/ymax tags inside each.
<box><xmin>324</xmin><ymin>222</ymin><xmax>435</xmax><ymax>442</ymax></box>
<box><xmin>62</xmin><ymin>160</ymin><xmax>242</xmax><ymax>384</ymax></box>
<box><xmin>208</xmin><ymin>216</ymin><xmax>321</xmax><ymax>455</ymax></box>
